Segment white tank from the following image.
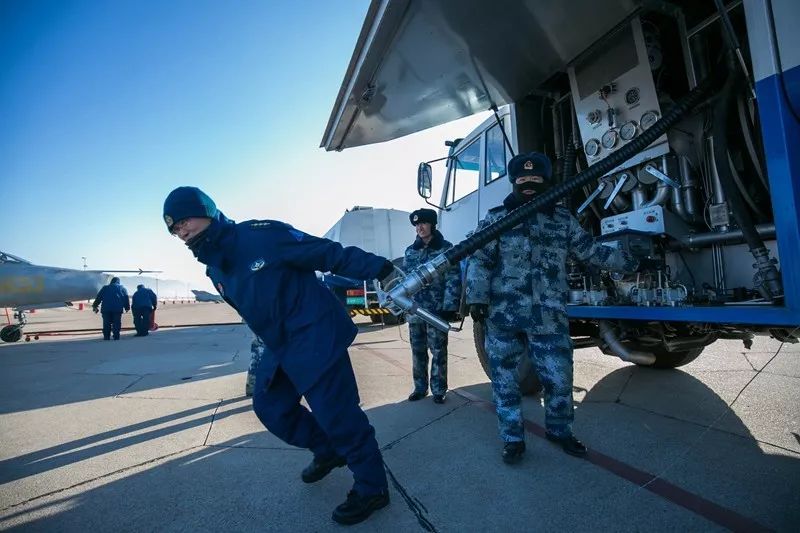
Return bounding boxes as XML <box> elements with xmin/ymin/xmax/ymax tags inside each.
<box><xmin>323</xmin><ymin>207</ymin><xmax>414</xmax><ymax>262</ymax></box>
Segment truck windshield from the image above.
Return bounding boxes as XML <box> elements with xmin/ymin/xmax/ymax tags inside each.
<box><xmin>485</xmin><ymin>122</ymin><xmax>510</xmax><ymax>184</ymax></box>
<box><xmin>447</xmin><ymin>137</ymin><xmax>480</xmax><ymax>206</ymax></box>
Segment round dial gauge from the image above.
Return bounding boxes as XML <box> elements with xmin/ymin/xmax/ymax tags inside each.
<box><xmin>587</xmin><ymin>109</ymin><xmax>603</xmax><ymax>125</ymax></box>
<box><xmin>601</xmin><ymin>129</ymin><xmax>618</xmax><ymax>150</ymax></box>
<box><xmin>640</xmin><ymin>110</ymin><xmax>659</xmax><ymax>130</ymax></box>
<box><xmin>625</xmin><ymin>87</ymin><xmax>640</xmax><ymax>105</ymax></box>
<box><xmin>584</xmin><ymin>138</ymin><xmax>601</xmax><ymax>158</ymax></box>
<box><xmin>620</xmin><ymin>121</ymin><xmax>638</xmax><ymax>141</ymax></box>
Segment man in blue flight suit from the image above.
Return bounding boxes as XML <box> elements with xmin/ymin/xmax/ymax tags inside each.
<box><xmin>466</xmin><ymin>152</ymin><xmax>647</xmax><ymax>464</ymax></box>
<box><xmin>403</xmin><ymin>208</ymin><xmax>461</xmax><ymax>403</ymax></box>
<box><xmin>92</xmin><ymin>277</ymin><xmax>130</xmax><ymax>340</ymax></box>
<box><xmin>163</xmin><ymin>186</ymin><xmax>395</xmax><ymax>525</ymax></box>
<box><xmin>131</xmin><ymin>284</ymin><xmax>158</xmax><ymax>337</ymax></box>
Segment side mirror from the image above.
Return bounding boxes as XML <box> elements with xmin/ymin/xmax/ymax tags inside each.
<box><xmin>417</xmin><ymin>163</ymin><xmax>432</xmax><ymax>199</ymax></box>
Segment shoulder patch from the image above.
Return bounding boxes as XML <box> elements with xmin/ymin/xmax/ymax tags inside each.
<box><xmin>288</xmin><ymin>229</ymin><xmax>305</xmax><ymax>242</ymax></box>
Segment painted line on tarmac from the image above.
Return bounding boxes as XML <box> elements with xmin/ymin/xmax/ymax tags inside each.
<box><xmin>452</xmin><ymin>388</ymin><xmax>771</xmax><ymax>533</ymax></box>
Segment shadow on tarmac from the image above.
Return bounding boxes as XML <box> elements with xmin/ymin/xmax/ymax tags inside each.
<box><xmin>2</xmin><ymin>367</ymin><xmax>798</xmax><ymax>530</ymax></box>
<box><xmin>0</xmin><ymin>326</ymin><xmax>252</xmax><ymax>415</ymax></box>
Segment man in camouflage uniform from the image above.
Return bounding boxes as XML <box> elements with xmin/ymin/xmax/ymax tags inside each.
<box><xmin>403</xmin><ymin>208</ymin><xmax>462</xmax><ymax>404</ymax></box>
<box><xmin>466</xmin><ymin>152</ymin><xmax>642</xmax><ymax>464</ymax></box>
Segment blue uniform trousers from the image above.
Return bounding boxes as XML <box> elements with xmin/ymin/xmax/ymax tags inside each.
<box><xmin>486</xmin><ymin>326</ymin><xmax>574</xmax><ymax>442</ymax></box>
<box><xmin>252</xmin><ymin>351</ymin><xmax>387</xmax><ymax>496</ymax></box>
<box><xmin>132</xmin><ymin>307</ymin><xmax>151</xmax><ymax>336</ymax></box>
<box><xmin>102</xmin><ymin>311</ymin><xmax>122</xmax><ymax>340</ymax></box>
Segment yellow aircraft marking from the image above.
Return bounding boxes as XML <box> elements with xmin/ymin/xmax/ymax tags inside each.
<box><xmin>0</xmin><ymin>275</ymin><xmax>46</xmax><ymax>295</ymax></box>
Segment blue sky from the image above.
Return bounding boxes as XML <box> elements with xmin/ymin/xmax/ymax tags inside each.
<box><xmin>0</xmin><ymin>0</ymin><xmax>486</xmax><ymax>288</ymax></box>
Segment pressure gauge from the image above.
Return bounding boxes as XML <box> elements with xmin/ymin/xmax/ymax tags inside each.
<box><xmin>625</xmin><ymin>87</ymin><xmax>640</xmax><ymax>106</ymax></box>
<box><xmin>587</xmin><ymin>109</ymin><xmax>603</xmax><ymax>125</ymax></box>
<box><xmin>601</xmin><ymin>129</ymin><xmax>618</xmax><ymax>150</ymax></box>
<box><xmin>620</xmin><ymin>121</ymin><xmax>638</xmax><ymax>141</ymax></box>
<box><xmin>584</xmin><ymin>138</ymin><xmax>601</xmax><ymax>158</ymax></box>
<box><xmin>640</xmin><ymin>110</ymin><xmax>659</xmax><ymax>130</ymax></box>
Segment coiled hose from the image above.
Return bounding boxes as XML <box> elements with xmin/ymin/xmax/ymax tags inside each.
<box><xmin>443</xmin><ymin>75</ymin><xmax>717</xmax><ymax>265</ymax></box>
<box><xmin>711</xmin><ymin>54</ymin><xmax>783</xmax><ymax>299</ymax></box>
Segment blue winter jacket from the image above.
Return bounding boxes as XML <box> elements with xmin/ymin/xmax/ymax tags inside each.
<box><xmin>92</xmin><ymin>281</ymin><xmax>130</xmax><ymax>313</ymax></box>
<box><xmin>191</xmin><ymin>215</ymin><xmax>387</xmax><ymax>392</ymax></box>
<box><xmin>132</xmin><ymin>288</ymin><xmax>158</xmax><ymax>309</ymax></box>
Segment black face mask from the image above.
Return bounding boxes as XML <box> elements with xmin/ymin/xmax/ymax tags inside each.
<box><xmin>513</xmin><ymin>181</ymin><xmax>548</xmax><ymax>201</ymax></box>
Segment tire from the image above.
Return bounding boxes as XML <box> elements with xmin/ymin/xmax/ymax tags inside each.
<box><xmin>382</xmin><ymin>313</ymin><xmax>404</xmax><ymax>326</ymax></box>
<box><xmin>647</xmin><ymin>347</ymin><xmax>705</xmax><ymax>369</ymax></box>
<box><xmin>1</xmin><ymin>325</ymin><xmax>22</xmax><ymax>343</ymax></box>
<box><xmin>473</xmin><ymin>321</ymin><xmax>542</xmax><ymax>396</ymax></box>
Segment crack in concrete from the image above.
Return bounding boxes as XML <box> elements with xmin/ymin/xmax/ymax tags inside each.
<box><xmin>0</xmin><ymin>446</ymin><xmax>200</xmax><ymax>513</ymax></box>
<box><xmin>614</xmin><ymin>371</ymin><xmax>634</xmax><ymax>403</ymax></box>
<box><xmin>115</xmin><ymin>375</ymin><xmax>145</xmax><ymax>397</ymax></box>
<box><xmin>115</xmin><ymin>395</ymin><xmax>225</xmax><ymax>401</ymax></box>
<box><xmin>384</xmin><ymin>462</ymin><xmax>438</xmax><ymax>532</ymax></box>
<box><xmin>203</xmin><ymin>444</ymin><xmax>304</xmax><ymax>451</ymax></box>
<box><xmin>202</xmin><ymin>400</ymin><xmax>223</xmax><ymax>446</ymax></box>
<box><xmin>381</xmin><ymin>402</ymin><xmax>470</xmax><ymax>452</ymax></box>
<box><xmin>606</xmin><ymin>401</ymin><xmax>800</xmax><ymax>456</ymax></box>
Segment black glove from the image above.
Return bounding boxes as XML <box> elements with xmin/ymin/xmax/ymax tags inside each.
<box><xmin>92</xmin><ymin>306</ymin><xmax>99</xmax><ymax>314</ymax></box>
<box><xmin>440</xmin><ymin>310</ymin><xmax>460</xmax><ymax>323</ymax></box>
<box><xmin>377</xmin><ymin>260</ymin><xmax>395</xmax><ymax>281</ymax></box>
<box><xmin>636</xmin><ymin>257</ymin><xmax>663</xmax><ymax>272</ymax></box>
<box><xmin>469</xmin><ymin>304</ymin><xmax>489</xmax><ymax>323</ymax></box>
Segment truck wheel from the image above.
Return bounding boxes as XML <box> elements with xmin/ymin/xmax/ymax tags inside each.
<box><xmin>370</xmin><ymin>314</ymin><xmax>383</xmax><ymax>324</ymax></box>
<box><xmin>383</xmin><ymin>313</ymin><xmax>403</xmax><ymax>325</ymax></box>
<box><xmin>473</xmin><ymin>321</ymin><xmax>542</xmax><ymax>396</ymax></box>
<box><xmin>647</xmin><ymin>347</ymin><xmax>705</xmax><ymax>369</ymax></box>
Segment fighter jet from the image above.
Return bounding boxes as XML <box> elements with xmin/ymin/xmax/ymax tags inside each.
<box><xmin>191</xmin><ymin>290</ymin><xmax>224</xmax><ymax>303</ymax></box>
<box><xmin>0</xmin><ymin>251</ymin><xmax>159</xmax><ymax>342</ymax></box>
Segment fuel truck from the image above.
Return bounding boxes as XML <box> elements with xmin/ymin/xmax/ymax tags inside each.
<box><xmin>320</xmin><ymin>0</ymin><xmax>800</xmax><ymax>392</ymax></box>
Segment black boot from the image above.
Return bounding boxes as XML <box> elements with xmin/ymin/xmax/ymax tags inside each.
<box><xmin>407</xmin><ymin>390</ymin><xmax>426</xmax><ymax>402</ymax></box>
<box><xmin>331</xmin><ymin>490</ymin><xmax>390</xmax><ymax>525</ymax></box>
<box><xmin>432</xmin><ymin>393</ymin><xmax>446</xmax><ymax>404</ymax></box>
<box><xmin>545</xmin><ymin>432</ymin><xmax>587</xmax><ymax>457</ymax></box>
<box><xmin>502</xmin><ymin>441</ymin><xmax>525</xmax><ymax>464</ymax></box>
<box><xmin>301</xmin><ymin>455</ymin><xmax>346</xmax><ymax>483</ymax></box>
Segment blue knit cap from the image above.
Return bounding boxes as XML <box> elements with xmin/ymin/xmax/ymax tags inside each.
<box><xmin>507</xmin><ymin>152</ymin><xmax>552</xmax><ymax>182</ymax></box>
<box><xmin>163</xmin><ymin>187</ymin><xmax>218</xmax><ymax>232</ymax></box>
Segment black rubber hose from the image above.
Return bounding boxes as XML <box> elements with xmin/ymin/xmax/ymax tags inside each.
<box><xmin>712</xmin><ymin>59</ymin><xmax>763</xmax><ymax>253</ymax></box>
<box><xmin>711</xmin><ymin>53</ymin><xmax>782</xmax><ymax>299</ymax></box>
<box><xmin>444</xmin><ymin>74</ymin><xmax>717</xmax><ymax>265</ymax></box>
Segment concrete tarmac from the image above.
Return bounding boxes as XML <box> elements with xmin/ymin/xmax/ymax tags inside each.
<box><xmin>1</xmin><ymin>303</ymin><xmax>798</xmax><ymax>531</ymax></box>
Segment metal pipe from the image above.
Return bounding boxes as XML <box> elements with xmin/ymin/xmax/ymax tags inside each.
<box><xmin>688</xmin><ymin>0</ymin><xmax>743</xmax><ymax>38</ymax></box>
<box><xmin>612</xmin><ymin>193</ymin><xmax>631</xmax><ymax>212</ymax></box>
<box><xmin>642</xmin><ymin>181</ymin><xmax>671</xmax><ymax>208</ymax></box>
<box><xmin>598</xmin><ymin>321</ymin><xmax>656</xmax><ymax>365</ymax></box>
<box><xmin>631</xmin><ymin>186</ymin><xmax>647</xmax><ymax>210</ymax></box>
<box><xmin>679</xmin><ymin>156</ymin><xmax>702</xmax><ymax>222</ymax></box>
<box><xmin>663</xmin><ymin>333</ymin><xmax>716</xmax><ymax>351</ymax></box>
<box><xmin>673</xmin><ymin>223</ymin><xmax>776</xmax><ymax>249</ymax></box>
<box><xmin>671</xmin><ymin>181</ymin><xmax>688</xmax><ymax>220</ymax></box>
<box><xmin>707</xmin><ymin>136</ymin><xmax>729</xmax><ymax>231</ymax></box>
